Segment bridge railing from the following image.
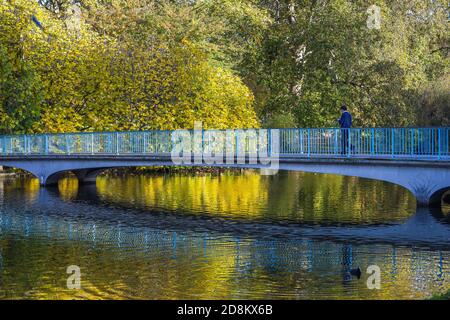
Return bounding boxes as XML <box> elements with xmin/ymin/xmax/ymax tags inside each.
<box><xmin>278</xmin><ymin>127</ymin><xmax>450</xmax><ymax>159</ymax></box>
<box><xmin>0</xmin><ymin>127</ymin><xmax>449</xmax><ymax>160</ymax></box>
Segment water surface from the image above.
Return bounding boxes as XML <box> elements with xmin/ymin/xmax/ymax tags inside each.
<box><xmin>0</xmin><ymin>171</ymin><xmax>448</xmax><ymax>299</ymax></box>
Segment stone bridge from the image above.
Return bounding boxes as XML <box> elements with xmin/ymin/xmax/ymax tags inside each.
<box><xmin>1</xmin><ymin>127</ymin><xmax>449</xmax><ymax>207</ymax></box>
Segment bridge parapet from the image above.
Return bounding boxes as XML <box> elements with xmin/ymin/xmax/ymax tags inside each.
<box><xmin>0</xmin><ymin>127</ymin><xmax>449</xmax><ymax>160</ymax></box>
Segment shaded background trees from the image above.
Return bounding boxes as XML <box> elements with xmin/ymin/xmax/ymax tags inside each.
<box><xmin>247</xmin><ymin>0</ymin><xmax>449</xmax><ymax>127</ymax></box>
<box><xmin>0</xmin><ymin>0</ymin><xmax>448</xmax><ymax>134</ymax></box>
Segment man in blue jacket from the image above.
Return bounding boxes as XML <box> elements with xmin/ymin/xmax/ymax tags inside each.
<box><xmin>338</xmin><ymin>105</ymin><xmax>352</xmax><ymax>155</ymax></box>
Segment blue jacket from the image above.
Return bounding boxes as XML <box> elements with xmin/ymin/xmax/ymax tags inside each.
<box><xmin>338</xmin><ymin>111</ymin><xmax>352</xmax><ymax>128</ymax></box>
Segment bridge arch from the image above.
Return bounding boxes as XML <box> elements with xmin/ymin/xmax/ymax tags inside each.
<box><xmin>43</xmin><ymin>169</ymin><xmax>107</xmax><ymax>186</ymax></box>
<box><xmin>72</xmin><ymin>168</ymin><xmax>108</xmax><ymax>185</ymax></box>
<box><xmin>429</xmin><ymin>187</ymin><xmax>450</xmax><ymax>206</ymax></box>
<box><xmin>0</xmin><ymin>163</ymin><xmax>44</xmax><ymax>183</ymax></box>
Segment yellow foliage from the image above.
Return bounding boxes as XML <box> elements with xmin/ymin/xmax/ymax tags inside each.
<box><xmin>0</xmin><ymin>0</ymin><xmax>259</xmax><ymax>134</ymax></box>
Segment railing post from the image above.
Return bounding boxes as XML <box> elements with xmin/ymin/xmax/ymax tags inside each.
<box><xmin>299</xmin><ymin>129</ymin><xmax>303</xmax><ymax>154</ymax></box>
<box><xmin>347</xmin><ymin>129</ymin><xmax>351</xmax><ymax>158</ymax></box>
<box><xmin>23</xmin><ymin>134</ymin><xmax>27</xmax><ymax>155</ymax></box>
<box><xmin>431</xmin><ymin>128</ymin><xmax>435</xmax><ymax>156</ymax></box>
<box><xmin>91</xmin><ymin>133</ymin><xmax>95</xmax><ymax>155</ymax></box>
<box><xmin>371</xmin><ymin>128</ymin><xmax>375</xmax><ymax>156</ymax></box>
<box><xmin>3</xmin><ymin>136</ymin><xmax>6</xmax><ymax>155</ymax></box>
<box><xmin>438</xmin><ymin>128</ymin><xmax>441</xmax><ymax>160</ymax></box>
<box><xmin>116</xmin><ymin>132</ymin><xmax>120</xmax><ymax>155</ymax></box>
<box><xmin>66</xmin><ymin>134</ymin><xmax>71</xmax><ymax>155</ymax></box>
<box><xmin>236</xmin><ymin>130</ymin><xmax>240</xmax><ymax>158</ymax></box>
<box><xmin>28</xmin><ymin>135</ymin><xmax>32</xmax><ymax>154</ymax></box>
<box><xmin>391</xmin><ymin>128</ymin><xmax>395</xmax><ymax>158</ymax></box>
<box><xmin>143</xmin><ymin>132</ymin><xmax>147</xmax><ymax>154</ymax></box>
<box><xmin>44</xmin><ymin>135</ymin><xmax>49</xmax><ymax>155</ymax></box>
<box><xmin>446</xmin><ymin>128</ymin><xmax>449</xmax><ymax>156</ymax></box>
<box><xmin>307</xmin><ymin>129</ymin><xmax>310</xmax><ymax>157</ymax></box>
<box><xmin>334</xmin><ymin>129</ymin><xmax>338</xmax><ymax>155</ymax></box>
<box><xmin>201</xmin><ymin>128</ymin><xmax>205</xmax><ymax>158</ymax></box>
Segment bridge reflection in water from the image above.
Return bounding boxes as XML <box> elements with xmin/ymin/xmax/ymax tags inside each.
<box><xmin>0</xmin><ymin>175</ymin><xmax>448</xmax><ymax>299</ymax></box>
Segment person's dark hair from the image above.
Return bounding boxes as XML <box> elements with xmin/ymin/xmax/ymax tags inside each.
<box><xmin>340</xmin><ymin>105</ymin><xmax>347</xmax><ymax>111</ymax></box>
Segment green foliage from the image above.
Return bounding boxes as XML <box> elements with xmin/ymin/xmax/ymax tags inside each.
<box><xmin>0</xmin><ymin>44</ymin><xmax>43</xmax><ymax>133</ymax></box>
<box><xmin>264</xmin><ymin>112</ymin><xmax>296</xmax><ymax>128</ymax></box>
<box><xmin>248</xmin><ymin>0</ymin><xmax>449</xmax><ymax>127</ymax></box>
<box><xmin>0</xmin><ymin>6</ymin><xmax>43</xmax><ymax>134</ymax></box>
<box><xmin>415</xmin><ymin>75</ymin><xmax>450</xmax><ymax>126</ymax></box>
<box><xmin>0</xmin><ymin>0</ymin><xmax>447</xmax><ymax>134</ymax></box>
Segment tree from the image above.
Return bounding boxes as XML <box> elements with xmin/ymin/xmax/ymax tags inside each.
<box><xmin>0</xmin><ymin>43</ymin><xmax>43</xmax><ymax>134</ymax></box>
<box><xmin>0</xmin><ymin>0</ymin><xmax>447</xmax><ymax>134</ymax></box>
<box><xmin>0</xmin><ymin>0</ymin><xmax>260</xmax><ymax>134</ymax></box>
<box><xmin>247</xmin><ymin>0</ymin><xmax>449</xmax><ymax>127</ymax></box>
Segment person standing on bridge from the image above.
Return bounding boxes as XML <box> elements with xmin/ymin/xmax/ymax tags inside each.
<box><xmin>338</xmin><ymin>105</ymin><xmax>352</xmax><ymax>155</ymax></box>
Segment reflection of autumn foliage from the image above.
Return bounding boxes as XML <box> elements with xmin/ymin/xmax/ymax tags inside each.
<box><xmin>94</xmin><ymin>171</ymin><xmax>415</xmax><ymax>224</ymax></box>
<box><xmin>0</xmin><ymin>230</ymin><xmax>447</xmax><ymax>299</ymax></box>
<box><xmin>0</xmin><ymin>173</ymin><xmax>444</xmax><ymax>299</ymax></box>
<box><xmin>96</xmin><ymin>171</ymin><xmax>268</xmax><ymax>219</ymax></box>
<box><xmin>3</xmin><ymin>170</ymin><xmax>415</xmax><ymax>223</ymax></box>
<box><xmin>58</xmin><ymin>177</ymin><xmax>79</xmax><ymax>200</ymax></box>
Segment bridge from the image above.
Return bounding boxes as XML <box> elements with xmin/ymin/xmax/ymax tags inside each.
<box><xmin>0</xmin><ymin>127</ymin><xmax>449</xmax><ymax>207</ymax></box>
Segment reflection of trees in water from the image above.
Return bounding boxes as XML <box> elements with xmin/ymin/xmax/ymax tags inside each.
<box><xmin>1</xmin><ymin>171</ymin><xmax>417</xmax><ymax>224</ymax></box>
<box><xmin>441</xmin><ymin>192</ymin><xmax>450</xmax><ymax>217</ymax></box>
<box><xmin>80</xmin><ymin>171</ymin><xmax>416</xmax><ymax>224</ymax></box>
<box><xmin>0</xmin><ymin>175</ymin><xmax>448</xmax><ymax>299</ymax></box>
<box><xmin>1</xmin><ymin>175</ymin><xmax>448</xmax><ymax>238</ymax></box>
<box><xmin>0</xmin><ymin>207</ymin><xmax>447</xmax><ymax>299</ymax></box>
<box><xmin>265</xmin><ymin>172</ymin><xmax>415</xmax><ymax>224</ymax></box>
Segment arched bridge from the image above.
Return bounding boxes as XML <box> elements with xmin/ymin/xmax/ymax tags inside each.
<box><xmin>0</xmin><ymin>127</ymin><xmax>449</xmax><ymax>207</ymax></box>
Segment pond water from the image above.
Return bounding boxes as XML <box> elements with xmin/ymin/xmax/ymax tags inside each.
<box><xmin>0</xmin><ymin>171</ymin><xmax>448</xmax><ymax>299</ymax></box>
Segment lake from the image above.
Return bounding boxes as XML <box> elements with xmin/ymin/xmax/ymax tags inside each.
<box><xmin>0</xmin><ymin>171</ymin><xmax>448</xmax><ymax>299</ymax></box>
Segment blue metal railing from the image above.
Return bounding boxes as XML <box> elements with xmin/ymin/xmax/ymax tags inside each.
<box><xmin>0</xmin><ymin>127</ymin><xmax>449</xmax><ymax>160</ymax></box>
